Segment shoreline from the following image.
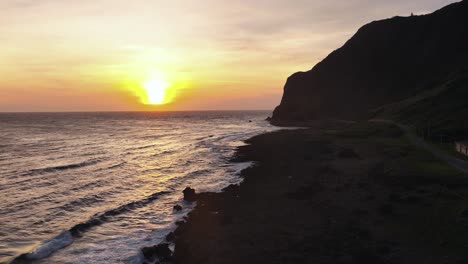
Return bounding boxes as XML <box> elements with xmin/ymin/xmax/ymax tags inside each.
<box><xmin>147</xmin><ymin>121</ymin><xmax>468</xmax><ymax>263</ymax></box>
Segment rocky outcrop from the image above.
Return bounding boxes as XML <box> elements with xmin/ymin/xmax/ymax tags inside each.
<box><xmin>183</xmin><ymin>187</ymin><xmax>196</xmax><ymax>202</ymax></box>
<box><xmin>272</xmin><ymin>0</ymin><xmax>468</xmax><ymax>122</ymax></box>
<box><xmin>141</xmin><ymin>243</ymin><xmax>172</xmax><ymax>262</ymax></box>
<box><xmin>173</xmin><ymin>204</ymin><xmax>183</xmax><ymax>212</ymax></box>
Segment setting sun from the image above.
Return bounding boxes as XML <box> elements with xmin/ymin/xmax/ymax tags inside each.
<box><xmin>143</xmin><ymin>79</ymin><xmax>170</xmax><ymax>105</ymax></box>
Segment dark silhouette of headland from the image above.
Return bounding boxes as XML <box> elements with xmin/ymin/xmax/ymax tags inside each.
<box><xmin>272</xmin><ymin>0</ymin><xmax>468</xmax><ymax>141</ymax></box>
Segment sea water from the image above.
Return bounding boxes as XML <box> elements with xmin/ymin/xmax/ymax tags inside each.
<box><xmin>0</xmin><ymin>111</ymin><xmax>278</xmax><ymax>264</ymax></box>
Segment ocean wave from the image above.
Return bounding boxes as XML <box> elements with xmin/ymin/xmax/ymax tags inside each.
<box><xmin>106</xmin><ymin>161</ymin><xmax>127</xmax><ymax>170</ymax></box>
<box><xmin>126</xmin><ymin>144</ymin><xmax>160</xmax><ymax>151</ymax></box>
<box><xmin>135</xmin><ymin>134</ymin><xmax>163</xmax><ymax>140</ymax></box>
<box><xmin>12</xmin><ymin>232</ymin><xmax>74</xmax><ymax>263</ymax></box>
<box><xmin>54</xmin><ymin>194</ymin><xmax>106</xmax><ymax>214</ymax></box>
<box><xmin>153</xmin><ymin>149</ymin><xmax>177</xmax><ymax>156</ymax></box>
<box><xmin>93</xmin><ymin>161</ymin><xmax>127</xmax><ymax>172</ymax></box>
<box><xmin>68</xmin><ymin>191</ymin><xmax>169</xmax><ymax>236</ymax></box>
<box><xmin>26</xmin><ymin>159</ymin><xmax>102</xmax><ymax>175</ymax></box>
<box><xmin>69</xmin><ymin>180</ymin><xmax>105</xmax><ymax>192</ymax></box>
<box><xmin>185</xmin><ymin>169</ymin><xmax>212</xmax><ymax>179</ymax></box>
<box><xmin>10</xmin><ymin>191</ymin><xmax>169</xmax><ymax>263</ymax></box>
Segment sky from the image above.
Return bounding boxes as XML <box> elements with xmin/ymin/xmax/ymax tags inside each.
<box><xmin>0</xmin><ymin>0</ymin><xmax>459</xmax><ymax>112</ymax></box>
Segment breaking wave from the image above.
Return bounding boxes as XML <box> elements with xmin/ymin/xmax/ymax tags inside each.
<box><xmin>11</xmin><ymin>191</ymin><xmax>169</xmax><ymax>263</ymax></box>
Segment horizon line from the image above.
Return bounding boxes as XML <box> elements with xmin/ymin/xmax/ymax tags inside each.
<box><xmin>0</xmin><ymin>109</ymin><xmax>273</xmax><ymax>114</ymax></box>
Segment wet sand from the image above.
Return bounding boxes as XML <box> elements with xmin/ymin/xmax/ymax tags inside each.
<box><xmin>168</xmin><ymin>122</ymin><xmax>468</xmax><ymax>264</ymax></box>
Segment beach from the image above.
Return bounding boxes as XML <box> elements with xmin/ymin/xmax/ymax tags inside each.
<box><xmin>167</xmin><ymin>122</ymin><xmax>468</xmax><ymax>264</ymax></box>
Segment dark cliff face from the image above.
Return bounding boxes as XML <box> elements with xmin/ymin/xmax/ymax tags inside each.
<box><xmin>273</xmin><ymin>0</ymin><xmax>468</xmax><ymax>122</ymax></box>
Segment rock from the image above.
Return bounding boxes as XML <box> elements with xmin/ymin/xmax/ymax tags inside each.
<box><xmin>166</xmin><ymin>231</ymin><xmax>175</xmax><ymax>242</ymax></box>
<box><xmin>353</xmin><ymin>208</ymin><xmax>368</xmax><ymax>216</ymax></box>
<box><xmin>388</xmin><ymin>193</ymin><xmax>401</xmax><ymax>202</ymax></box>
<box><xmin>338</xmin><ymin>148</ymin><xmax>360</xmax><ymax>159</ymax></box>
<box><xmin>265</xmin><ymin>117</ymin><xmax>272</xmax><ymax>121</ymax></box>
<box><xmin>377</xmin><ymin>245</ymin><xmax>391</xmax><ymax>255</ymax></box>
<box><xmin>403</xmin><ymin>195</ymin><xmax>420</xmax><ymax>203</ymax></box>
<box><xmin>141</xmin><ymin>243</ymin><xmax>172</xmax><ymax>262</ymax></box>
<box><xmin>460</xmin><ymin>209</ymin><xmax>468</xmax><ymax>218</ymax></box>
<box><xmin>222</xmin><ymin>184</ymin><xmax>239</xmax><ymax>195</ymax></box>
<box><xmin>221</xmin><ymin>214</ymin><xmax>233</xmax><ymax>225</ymax></box>
<box><xmin>173</xmin><ymin>204</ymin><xmax>183</xmax><ymax>211</ymax></box>
<box><xmin>336</xmin><ymin>255</ymin><xmax>353</xmax><ymax>264</ymax></box>
<box><xmin>378</xmin><ymin>203</ymin><xmax>394</xmax><ymax>215</ymax></box>
<box><xmin>351</xmin><ymin>247</ymin><xmax>384</xmax><ymax>264</ymax></box>
<box><xmin>183</xmin><ymin>187</ymin><xmax>196</xmax><ymax>201</ymax></box>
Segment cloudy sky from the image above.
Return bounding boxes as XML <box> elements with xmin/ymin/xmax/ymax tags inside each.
<box><xmin>0</xmin><ymin>0</ymin><xmax>458</xmax><ymax>111</ymax></box>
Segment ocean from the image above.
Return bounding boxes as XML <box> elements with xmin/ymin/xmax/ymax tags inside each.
<box><xmin>0</xmin><ymin>111</ymin><xmax>278</xmax><ymax>264</ymax></box>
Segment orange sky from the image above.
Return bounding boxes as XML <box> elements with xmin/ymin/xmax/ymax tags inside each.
<box><xmin>0</xmin><ymin>0</ymin><xmax>458</xmax><ymax>112</ymax></box>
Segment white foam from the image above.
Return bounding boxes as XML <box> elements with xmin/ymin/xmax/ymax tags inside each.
<box><xmin>27</xmin><ymin>231</ymin><xmax>74</xmax><ymax>260</ymax></box>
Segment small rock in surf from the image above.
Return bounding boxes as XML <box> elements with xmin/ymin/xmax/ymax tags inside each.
<box><xmin>183</xmin><ymin>187</ymin><xmax>196</xmax><ymax>201</ymax></box>
<box><xmin>141</xmin><ymin>243</ymin><xmax>172</xmax><ymax>262</ymax></box>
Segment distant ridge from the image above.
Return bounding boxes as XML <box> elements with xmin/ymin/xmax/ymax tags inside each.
<box><xmin>272</xmin><ymin>0</ymin><xmax>468</xmax><ymax>138</ymax></box>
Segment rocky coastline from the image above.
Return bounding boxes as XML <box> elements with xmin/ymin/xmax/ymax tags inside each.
<box><xmin>143</xmin><ymin>121</ymin><xmax>468</xmax><ymax>264</ymax></box>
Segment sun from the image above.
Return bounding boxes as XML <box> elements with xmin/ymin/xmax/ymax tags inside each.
<box><xmin>143</xmin><ymin>78</ymin><xmax>170</xmax><ymax>105</ymax></box>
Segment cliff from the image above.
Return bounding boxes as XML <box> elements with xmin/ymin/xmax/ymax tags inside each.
<box><xmin>272</xmin><ymin>0</ymin><xmax>468</xmax><ymax>123</ymax></box>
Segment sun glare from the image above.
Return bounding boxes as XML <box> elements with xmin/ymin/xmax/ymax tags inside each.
<box><xmin>143</xmin><ymin>79</ymin><xmax>170</xmax><ymax>105</ymax></box>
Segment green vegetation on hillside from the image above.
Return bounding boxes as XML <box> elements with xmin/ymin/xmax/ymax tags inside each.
<box><xmin>396</xmin><ymin>74</ymin><xmax>468</xmax><ymax>141</ymax></box>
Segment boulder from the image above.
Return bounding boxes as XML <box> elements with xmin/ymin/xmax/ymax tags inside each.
<box><xmin>222</xmin><ymin>184</ymin><xmax>239</xmax><ymax>195</ymax></box>
<box><xmin>338</xmin><ymin>148</ymin><xmax>360</xmax><ymax>159</ymax></box>
<box><xmin>183</xmin><ymin>187</ymin><xmax>196</xmax><ymax>201</ymax></box>
<box><xmin>173</xmin><ymin>204</ymin><xmax>183</xmax><ymax>211</ymax></box>
<box><xmin>166</xmin><ymin>231</ymin><xmax>175</xmax><ymax>242</ymax></box>
<box><xmin>141</xmin><ymin>243</ymin><xmax>172</xmax><ymax>262</ymax></box>
<box><xmin>378</xmin><ymin>203</ymin><xmax>394</xmax><ymax>215</ymax></box>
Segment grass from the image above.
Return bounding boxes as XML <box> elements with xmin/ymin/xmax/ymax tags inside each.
<box><xmin>321</xmin><ymin>120</ymin><xmax>468</xmax><ymax>261</ymax></box>
<box><xmin>373</xmin><ymin>73</ymin><xmax>468</xmax><ymax>140</ymax></box>
<box><xmin>346</xmin><ymin>121</ymin><xmax>468</xmax><ymax>261</ymax></box>
<box><xmin>328</xmin><ymin>121</ymin><xmax>403</xmax><ymax>139</ymax></box>
<box><xmin>338</xmin><ymin>121</ymin><xmax>467</xmax><ymax>182</ymax></box>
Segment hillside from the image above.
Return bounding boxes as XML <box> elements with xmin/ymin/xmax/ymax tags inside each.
<box><xmin>272</xmin><ymin>0</ymin><xmax>468</xmax><ymax>133</ymax></box>
<box><xmin>376</xmin><ymin>71</ymin><xmax>468</xmax><ymax>141</ymax></box>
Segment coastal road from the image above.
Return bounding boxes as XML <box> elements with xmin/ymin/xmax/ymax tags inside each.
<box><xmin>371</xmin><ymin>119</ymin><xmax>468</xmax><ymax>174</ymax></box>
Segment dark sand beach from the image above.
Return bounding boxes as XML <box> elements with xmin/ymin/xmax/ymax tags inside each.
<box><xmin>165</xmin><ymin>122</ymin><xmax>468</xmax><ymax>264</ymax></box>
